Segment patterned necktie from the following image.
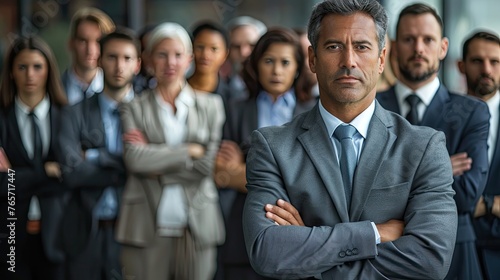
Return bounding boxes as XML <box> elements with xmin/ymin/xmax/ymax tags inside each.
<box><xmin>405</xmin><ymin>94</ymin><xmax>422</xmax><ymax>125</ymax></box>
<box><xmin>334</xmin><ymin>124</ymin><xmax>358</xmax><ymax>209</ymax></box>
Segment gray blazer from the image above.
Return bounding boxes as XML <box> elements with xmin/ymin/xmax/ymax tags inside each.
<box><xmin>243</xmin><ymin>101</ymin><xmax>458</xmax><ymax>279</ymax></box>
<box><xmin>116</xmin><ymin>85</ymin><xmax>226</xmax><ymax>248</ymax></box>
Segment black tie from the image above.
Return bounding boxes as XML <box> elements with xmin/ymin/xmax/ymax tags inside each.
<box><xmin>405</xmin><ymin>94</ymin><xmax>421</xmax><ymax>125</ymax></box>
<box><xmin>29</xmin><ymin>111</ymin><xmax>43</xmax><ymax>166</ymax></box>
<box><xmin>334</xmin><ymin>124</ymin><xmax>358</xmax><ymax>210</ymax></box>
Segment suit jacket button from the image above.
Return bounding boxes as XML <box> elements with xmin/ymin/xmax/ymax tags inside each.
<box><xmin>338</xmin><ymin>251</ymin><xmax>346</xmax><ymax>258</ymax></box>
<box><xmin>352</xmin><ymin>248</ymin><xmax>359</xmax><ymax>255</ymax></box>
<box><xmin>346</xmin><ymin>249</ymin><xmax>352</xmax><ymax>256</ymax></box>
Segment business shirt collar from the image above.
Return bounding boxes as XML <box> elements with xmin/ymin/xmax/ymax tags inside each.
<box><xmin>15</xmin><ymin>95</ymin><xmax>50</xmax><ymax>121</ymax></box>
<box><xmin>395</xmin><ymin>77</ymin><xmax>440</xmax><ymax>106</ymax></box>
<box><xmin>319</xmin><ymin>99</ymin><xmax>375</xmax><ymax>139</ymax></box>
<box><xmin>68</xmin><ymin>67</ymin><xmax>104</xmax><ymax>95</ymax></box>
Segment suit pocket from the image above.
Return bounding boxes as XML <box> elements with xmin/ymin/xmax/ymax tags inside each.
<box><xmin>362</xmin><ymin>182</ymin><xmax>410</xmax><ymax>223</ymax></box>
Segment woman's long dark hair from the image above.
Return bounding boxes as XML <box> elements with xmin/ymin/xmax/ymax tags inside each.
<box><xmin>0</xmin><ymin>36</ymin><xmax>67</xmax><ymax>109</ymax></box>
<box><xmin>242</xmin><ymin>27</ymin><xmax>313</xmax><ymax>102</ymax></box>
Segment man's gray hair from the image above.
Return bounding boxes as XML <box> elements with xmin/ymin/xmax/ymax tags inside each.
<box><xmin>227</xmin><ymin>16</ymin><xmax>267</xmax><ymax>36</ymax></box>
<box><xmin>307</xmin><ymin>0</ymin><xmax>388</xmax><ymax>54</ymax></box>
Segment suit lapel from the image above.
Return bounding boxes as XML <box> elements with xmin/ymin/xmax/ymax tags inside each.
<box><xmin>239</xmin><ymin>100</ymin><xmax>258</xmax><ymax>156</ymax></box>
<box><xmin>7</xmin><ymin>107</ymin><xmax>31</xmax><ymax>163</ymax></box>
<box><xmin>350</xmin><ymin>102</ymin><xmax>396</xmax><ymax>220</ymax></box>
<box><xmin>420</xmin><ymin>85</ymin><xmax>449</xmax><ymax>127</ymax></box>
<box><xmin>297</xmin><ymin>106</ymin><xmax>349</xmax><ymax>222</ymax></box>
<box><xmin>85</xmin><ymin>95</ymin><xmax>106</xmax><ymax>147</ymax></box>
<box><xmin>143</xmin><ymin>92</ymin><xmax>166</xmax><ymax>144</ymax></box>
<box><xmin>486</xmin><ymin>102</ymin><xmax>500</xmax><ymax>194</ymax></box>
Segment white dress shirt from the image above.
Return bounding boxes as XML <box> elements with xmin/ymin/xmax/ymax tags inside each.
<box><xmin>486</xmin><ymin>91</ymin><xmax>500</xmax><ymax>164</ymax></box>
<box><xmin>155</xmin><ymin>85</ymin><xmax>193</xmax><ymax>237</ymax></box>
<box><xmin>15</xmin><ymin>95</ymin><xmax>51</xmax><ymax>220</ymax></box>
<box><xmin>394</xmin><ymin>77</ymin><xmax>440</xmax><ymax>122</ymax></box>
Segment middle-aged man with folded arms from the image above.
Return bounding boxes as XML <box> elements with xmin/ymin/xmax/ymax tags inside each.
<box><xmin>243</xmin><ymin>0</ymin><xmax>458</xmax><ymax>279</ymax></box>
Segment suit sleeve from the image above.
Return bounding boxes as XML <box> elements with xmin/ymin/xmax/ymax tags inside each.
<box><xmin>369</xmin><ymin>131</ymin><xmax>458</xmax><ymax>279</ymax></box>
<box><xmin>58</xmin><ymin>106</ymin><xmax>124</xmax><ymax>188</ymax></box>
<box><xmin>451</xmin><ymin>101</ymin><xmax>489</xmax><ymax>214</ymax></box>
<box><xmin>243</xmin><ymin>130</ymin><xmax>377</xmax><ymax>279</ymax></box>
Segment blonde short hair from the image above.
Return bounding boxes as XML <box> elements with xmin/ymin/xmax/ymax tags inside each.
<box><xmin>69</xmin><ymin>7</ymin><xmax>115</xmax><ymax>39</ymax></box>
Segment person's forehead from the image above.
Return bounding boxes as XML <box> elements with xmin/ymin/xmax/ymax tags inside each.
<box><xmin>398</xmin><ymin>13</ymin><xmax>441</xmax><ymax>34</ymax></box>
<box><xmin>318</xmin><ymin>13</ymin><xmax>378</xmax><ymax>39</ymax></box>
<box><xmin>467</xmin><ymin>39</ymin><xmax>500</xmax><ymax>58</ymax></box>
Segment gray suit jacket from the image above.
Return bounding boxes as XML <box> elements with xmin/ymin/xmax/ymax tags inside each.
<box><xmin>116</xmin><ymin>85</ymin><xmax>226</xmax><ymax>248</ymax></box>
<box><xmin>243</xmin><ymin>101</ymin><xmax>458</xmax><ymax>279</ymax></box>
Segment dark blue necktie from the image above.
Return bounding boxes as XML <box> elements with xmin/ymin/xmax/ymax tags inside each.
<box><xmin>405</xmin><ymin>94</ymin><xmax>421</xmax><ymax>125</ymax></box>
<box><xmin>334</xmin><ymin>124</ymin><xmax>358</xmax><ymax>209</ymax></box>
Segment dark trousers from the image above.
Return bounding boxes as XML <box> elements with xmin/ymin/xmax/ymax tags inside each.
<box><xmin>66</xmin><ymin>221</ymin><xmax>121</xmax><ymax>280</ymax></box>
<box><xmin>0</xmin><ymin>231</ymin><xmax>64</xmax><ymax>280</ymax></box>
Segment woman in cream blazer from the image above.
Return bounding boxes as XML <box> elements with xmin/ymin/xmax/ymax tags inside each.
<box><xmin>116</xmin><ymin>22</ymin><xmax>225</xmax><ymax>280</ymax></box>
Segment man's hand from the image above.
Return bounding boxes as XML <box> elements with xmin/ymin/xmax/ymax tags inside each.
<box><xmin>123</xmin><ymin>129</ymin><xmax>147</xmax><ymax>145</ymax></box>
<box><xmin>493</xmin><ymin>195</ymin><xmax>500</xmax><ymax>218</ymax></box>
<box><xmin>0</xmin><ymin>148</ymin><xmax>11</xmax><ymax>172</ymax></box>
<box><xmin>376</xmin><ymin>219</ymin><xmax>404</xmax><ymax>242</ymax></box>
<box><xmin>45</xmin><ymin>161</ymin><xmax>61</xmax><ymax>179</ymax></box>
<box><xmin>450</xmin><ymin>152</ymin><xmax>472</xmax><ymax>176</ymax></box>
<box><xmin>188</xmin><ymin>143</ymin><xmax>206</xmax><ymax>159</ymax></box>
<box><xmin>474</xmin><ymin>196</ymin><xmax>486</xmax><ymax>218</ymax></box>
<box><xmin>214</xmin><ymin>140</ymin><xmax>245</xmax><ymax>188</ymax></box>
<box><xmin>265</xmin><ymin>199</ymin><xmax>305</xmax><ymax>226</ymax></box>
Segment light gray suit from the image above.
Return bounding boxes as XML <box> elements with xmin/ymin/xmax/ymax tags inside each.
<box><xmin>243</xmin><ymin>101</ymin><xmax>458</xmax><ymax>279</ymax></box>
<box><xmin>116</xmin><ymin>85</ymin><xmax>226</xmax><ymax>280</ymax></box>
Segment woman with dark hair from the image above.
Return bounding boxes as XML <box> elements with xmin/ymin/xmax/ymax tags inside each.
<box><xmin>187</xmin><ymin>21</ymin><xmax>230</xmax><ymax>102</ymax></box>
<box><xmin>214</xmin><ymin>27</ymin><xmax>317</xmax><ymax>279</ymax></box>
<box><xmin>0</xmin><ymin>36</ymin><xmax>67</xmax><ymax>280</ymax></box>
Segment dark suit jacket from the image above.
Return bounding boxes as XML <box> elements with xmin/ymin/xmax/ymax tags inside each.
<box><xmin>243</xmin><ymin>101</ymin><xmax>457</xmax><ymax>279</ymax></box>
<box><xmin>377</xmin><ymin>85</ymin><xmax>489</xmax><ymax>242</ymax></box>
<box><xmin>58</xmin><ymin>94</ymin><xmax>126</xmax><ymax>258</ymax></box>
<box><xmin>220</xmin><ymin>96</ymin><xmax>316</xmax><ymax>265</ymax></box>
<box><xmin>0</xmin><ymin>104</ymin><xmax>66</xmax><ymax>264</ymax></box>
<box><xmin>473</xmin><ymin>99</ymin><xmax>500</xmax><ymax>279</ymax></box>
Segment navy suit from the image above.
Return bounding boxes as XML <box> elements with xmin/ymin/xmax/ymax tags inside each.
<box><xmin>217</xmin><ymin>96</ymin><xmax>316</xmax><ymax>280</ymax></box>
<box><xmin>0</xmin><ymin>104</ymin><xmax>66</xmax><ymax>280</ymax></box>
<box><xmin>58</xmin><ymin>94</ymin><xmax>126</xmax><ymax>280</ymax></box>
<box><xmin>473</xmin><ymin>99</ymin><xmax>500</xmax><ymax>280</ymax></box>
<box><xmin>377</xmin><ymin>84</ymin><xmax>490</xmax><ymax>279</ymax></box>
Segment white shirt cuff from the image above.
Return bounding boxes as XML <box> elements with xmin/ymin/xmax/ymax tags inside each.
<box><xmin>371</xmin><ymin>222</ymin><xmax>381</xmax><ymax>244</ymax></box>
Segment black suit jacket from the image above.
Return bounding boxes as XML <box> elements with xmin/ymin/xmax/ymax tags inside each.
<box><xmin>220</xmin><ymin>96</ymin><xmax>317</xmax><ymax>265</ymax></box>
<box><xmin>57</xmin><ymin>94</ymin><xmax>126</xmax><ymax>258</ymax></box>
<box><xmin>0</xmin><ymin>104</ymin><xmax>66</xmax><ymax>264</ymax></box>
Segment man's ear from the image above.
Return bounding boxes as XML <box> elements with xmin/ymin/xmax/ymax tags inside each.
<box><xmin>457</xmin><ymin>60</ymin><xmax>465</xmax><ymax>74</ymax></box>
<box><xmin>378</xmin><ymin>47</ymin><xmax>387</xmax><ymax>74</ymax></box>
<box><xmin>439</xmin><ymin>37</ymin><xmax>449</xmax><ymax>60</ymax></box>
<box><xmin>308</xmin><ymin>46</ymin><xmax>316</xmax><ymax>73</ymax></box>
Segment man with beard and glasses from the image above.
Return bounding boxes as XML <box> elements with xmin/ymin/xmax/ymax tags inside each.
<box><xmin>459</xmin><ymin>31</ymin><xmax>500</xmax><ymax>280</ymax></box>
<box><xmin>377</xmin><ymin>3</ymin><xmax>490</xmax><ymax>280</ymax></box>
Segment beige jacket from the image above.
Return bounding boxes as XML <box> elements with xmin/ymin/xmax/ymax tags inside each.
<box><xmin>116</xmin><ymin>85</ymin><xmax>226</xmax><ymax>248</ymax></box>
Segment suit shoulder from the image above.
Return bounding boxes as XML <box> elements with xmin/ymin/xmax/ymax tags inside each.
<box><xmin>448</xmin><ymin>92</ymin><xmax>488</xmax><ymax>108</ymax></box>
<box><xmin>257</xmin><ymin>111</ymin><xmax>307</xmax><ymax>138</ymax></box>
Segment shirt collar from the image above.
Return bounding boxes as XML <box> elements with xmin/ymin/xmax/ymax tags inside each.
<box><xmin>395</xmin><ymin>77</ymin><xmax>440</xmax><ymax>106</ymax></box>
<box><xmin>69</xmin><ymin>67</ymin><xmax>104</xmax><ymax>95</ymax></box>
<box><xmin>486</xmin><ymin>90</ymin><xmax>500</xmax><ymax>110</ymax></box>
<box><xmin>319</xmin><ymin>99</ymin><xmax>375</xmax><ymax>139</ymax></box>
<box><xmin>15</xmin><ymin>95</ymin><xmax>50</xmax><ymax>121</ymax></box>
<box><xmin>154</xmin><ymin>82</ymin><xmax>195</xmax><ymax>109</ymax></box>
<box><xmin>256</xmin><ymin>89</ymin><xmax>297</xmax><ymax>107</ymax></box>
